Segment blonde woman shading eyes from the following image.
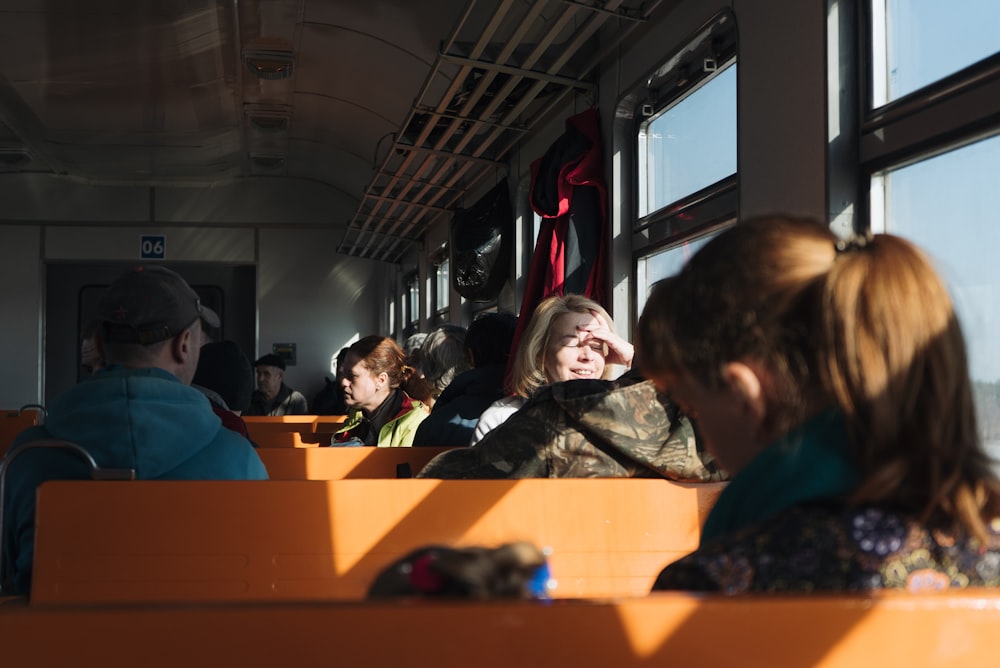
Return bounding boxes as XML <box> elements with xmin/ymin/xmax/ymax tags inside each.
<box><xmin>469</xmin><ymin>294</ymin><xmax>632</xmax><ymax>445</ymax></box>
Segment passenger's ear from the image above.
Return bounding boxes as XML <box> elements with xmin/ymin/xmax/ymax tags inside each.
<box><xmin>171</xmin><ymin>326</ymin><xmax>194</xmax><ymax>364</ymax></box>
<box><xmin>722</xmin><ymin>361</ymin><xmax>767</xmax><ymax>426</ymax></box>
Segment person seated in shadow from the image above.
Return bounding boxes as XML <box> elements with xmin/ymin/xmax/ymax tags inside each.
<box><xmin>3</xmin><ymin>266</ymin><xmax>267</xmax><ymax>595</ymax></box>
<box><xmin>312</xmin><ymin>347</ymin><xmax>350</xmax><ymax>416</ymax></box>
<box><xmin>417</xmin><ymin>362</ymin><xmax>724</xmax><ymax>481</ymax></box>
<box><xmin>245</xmin><ymin>353</ymin><xmax>309</xmax><ymax>416</ymax></box>
<box><xmin>367</xmin><ymin>542</ymin><xmax>554</xmax><ymax>599</ymax></box>
<box><xmin>401</xmin><ymin>332</ymin><xmax>435</xmax><ymax>406</ymax></box>
<box><xmin>192</xmin><ymin>340</ymin><xmax>254</xmax><ymax>438</ymax></box>
<box><xmin>332</xmin><ymin>336</ymin><xmax>428</xmax><ymax>447</ymax></box>
<box><xmin>412</xmin><ymin>313</ymin><xmax>516</xmax><ymax>447</ymax></box>
<box><xmin>639</xmin><ymin>215</ymin><xmax>1000</xmax><ymax>594</ymax></box>
<box><xmin>404</xmin><ymin>332</ymin><xmax>427</xmax><ymax>358</ymax></box>
<box><xmin>414</xmin><ymin>324</ymin><xmax>469</xmax><ymax>408</ymax></box>
<box><xmin>470</xmin><ymin>294</ymin><xmax>633</xmax><ymax>445</ymax></box>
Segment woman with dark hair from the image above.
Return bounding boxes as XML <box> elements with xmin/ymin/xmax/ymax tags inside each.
<box><xmin>333</xmin><ymin>335</ymin><xmax>428</xmax><ymax>447</ymax></box>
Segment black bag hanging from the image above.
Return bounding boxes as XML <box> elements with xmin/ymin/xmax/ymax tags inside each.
<box><xmin>450</xmin><ymin>180</ymin><xmax>514</xmax><ymax>302</ymax></box>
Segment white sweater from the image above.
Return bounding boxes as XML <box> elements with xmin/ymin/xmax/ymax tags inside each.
<box><xmin>469</xmin><ymin>395</ymin><xmax>526</xmax><ymax>445</ymax></box>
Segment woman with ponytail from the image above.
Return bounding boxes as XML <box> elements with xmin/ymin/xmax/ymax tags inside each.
<box><xmin>638</xmin><ymin>215</ymin><xmax>1000</xmax><ymax>594</ymax></box>
<box><xmin>334</xmin><ymin>335</ymin><xmax>429</xmax><ymax>447</ymax></box>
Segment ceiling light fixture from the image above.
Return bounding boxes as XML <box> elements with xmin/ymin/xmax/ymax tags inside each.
<box><xmin>248</xmin><ymin>113</ymin><xmax>290</xmax><ymax>132</ymax></box>
<box><xmin>250</xmin><ymin>153</ymin><xmax>287</xmax><ymax>170</ymax></box>
<box><xmin>244</xmin><ymin>49</ymin><xmax>295</xmax><ymax>80</ymax></box>
<box><xmin>0</xmin><ymin>147</ymin><xmax>31</xmax><ymax>165</ymax></box>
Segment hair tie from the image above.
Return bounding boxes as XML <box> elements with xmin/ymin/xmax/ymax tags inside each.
<box><xmin>835</xmin><ymin>231</ymin><xmax>874</xmax><ymax>254</ymax></box>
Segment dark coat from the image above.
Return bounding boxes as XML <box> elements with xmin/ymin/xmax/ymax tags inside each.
<box><xmin>653</xmin><ymin>503</ymin><xmax>1000</xmax><ymax>594</ymax></box>
<box><xmin>245</xmin><ymin>383</ymin><xmax>309</xmax><ymax>416</ymax></box>
<box><xmin>412</xmin><ymin>365</ymin><xmax>507</xmax><ymax>447</ymax></box>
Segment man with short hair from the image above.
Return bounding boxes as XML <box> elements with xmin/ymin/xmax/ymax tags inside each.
<box><xmin>245</xmin><ymin>353</ymin><xmax>308</xmax><ymax>416</ymax></box>
<box><xmin>1</xmin><ymin>265</ymin><xmax>267</xmax><ymax>595</ymax></box>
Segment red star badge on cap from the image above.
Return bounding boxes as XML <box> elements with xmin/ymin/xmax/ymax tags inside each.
<box><xmin>115</xmin><ymin>305</ymin><xmax>127</xmax><ymax>320</ymax></box>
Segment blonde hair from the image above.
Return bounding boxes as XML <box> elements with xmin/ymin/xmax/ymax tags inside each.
<box><xmin>511</xmin><ymin>294</ymin><xmax>616</xmax><ymax>398</ymax></box>
<box><xmin>637</xmin><ymin>214</ymin><xmax>1000</xmax><ymax>541</ymax></box>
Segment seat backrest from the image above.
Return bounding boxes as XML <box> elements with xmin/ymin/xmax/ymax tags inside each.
<box><xmin>257</xmin><ymin>446</ymin><xmax>457</xmax><ymax>479</ymax></box>
<box><xmin>250</xmin><ymin>431</ymin><xmax>331</xmax><ymax>447</ymax></box>
<box><xmin>30</xmin><ymin>478</ymin><xmax>725</xmax><ymax>605</ymax></box>
<box><xmin>243</xmin><ymin>415</ymin><xmax>347</xmax><ymax>437</ymax></box>
<box><xmin>0</xmin><ymin>409</ymin><xmax>41</xmax><ymax>459</ymax></box>
<box><xmin>5</xmin><ymin>589</ymin><xmax>1000</xmax><ymax>666</ymax></box>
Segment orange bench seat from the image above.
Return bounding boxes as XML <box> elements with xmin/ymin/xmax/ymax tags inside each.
<box><xmin>1</xmin><ymin>590</ymin><xmax>998</xmax><ymax>666</ymax></box>
<box><xmin>256</xmin><ymin>445</ymin><xmax>457</xmax><ymax>478</ymax></box>
<box><xmin>0</xmin><ymin>406</ymin><xmax>44</xmax><ymax>459</ymax></box>
<box><xmin>30</xmin><ymin>478</ymin><xmax>724</xmax><ymax>605</ymax></box>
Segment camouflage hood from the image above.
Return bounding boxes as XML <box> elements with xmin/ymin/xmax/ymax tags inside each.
<box><xmin>418</xmin><ymin>376</ymin><xmax>726</xmax><ymax>481</ymax></box>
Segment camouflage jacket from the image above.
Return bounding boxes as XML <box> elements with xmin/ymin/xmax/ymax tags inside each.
<box><xmin>417</xmin><ymin>375</ymin><xmax>726</xmax><ymax>481</ymax></box>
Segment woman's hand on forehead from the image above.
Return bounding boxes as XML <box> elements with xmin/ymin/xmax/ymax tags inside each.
<box><xmin>580</xmin><ymin>309</ymin><xmax>634</xmax><ymax>368</ymax></box>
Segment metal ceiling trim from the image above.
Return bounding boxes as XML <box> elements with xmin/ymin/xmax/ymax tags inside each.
<box><xmin>340</xmin><ymin>0</ymin><xmax>653</xmax><ymax>264</ymax></box>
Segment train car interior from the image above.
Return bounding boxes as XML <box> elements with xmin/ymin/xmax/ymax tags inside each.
<box><xmin>1</xmin><ymin>0</ymin><xmax>999</xmax><ymax>664</ymax></box>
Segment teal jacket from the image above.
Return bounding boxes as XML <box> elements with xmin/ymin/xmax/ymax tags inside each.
<box><xmin>2</xmin><ymin>366</ymin><xmax>267</xmax><ymax>595</ymax></box>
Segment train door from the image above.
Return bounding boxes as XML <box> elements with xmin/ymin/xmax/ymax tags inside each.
<box><xmin>44</xmin><ymin>262</ymin><xmax>257</xmax><ymax>405</ymax></box>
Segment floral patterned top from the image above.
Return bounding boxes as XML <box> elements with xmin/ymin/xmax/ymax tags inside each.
<box><xmin>653</xmin><ymin>503</ymin><xmax>1000</xmax><ymax>594</ymax></box>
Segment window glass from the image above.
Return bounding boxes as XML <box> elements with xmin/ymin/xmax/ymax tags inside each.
<box><xmin>387</xmin><ymin>294</ymin><xmax>396</xmax><ymax>339</ymax></box>
<box><xmin>435</xmin><ymin>257</ymin><xmax>450</xmax><ymax>313</ymax></box>
<box><xmin>638</xmin><ymin>63</ymin><xmax>737</xmax><ymax>217</ymax></box>
<box><xmin>871</xmin><ymin>132</ymin><xmax>1000</xmax><ymax>462</ymax></box>
<box><xmin>636</xmin><ymin>232</ymin><xmax>717</xmax><ymax>314</ymax></box>
<box><xmin>406</xmin><ymin>274</ymin><xmax>419</xmax><ymax>327</ymax></box>
<box><xmin>872</xmin><ymin>0</ymin><xmax>1000</xmax><ymax>105</ymax></box>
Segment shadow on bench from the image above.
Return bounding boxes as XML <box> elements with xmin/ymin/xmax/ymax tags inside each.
<box><xmin>30</xmin><ymin>478</ymin><xmax>724</xmax><ymax>605</ymax></box>
<box><xmin>2</xmin><ymin>589</ymin><xmax>998</xmax><ymax>666</ymax></box>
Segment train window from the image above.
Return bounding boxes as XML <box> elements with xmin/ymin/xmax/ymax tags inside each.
<box><xmin>637</xmin><ymin>63</ymin><xmax>737</xmax><ymax>218</ymax></box>
<box><xmin>635</xmin><ymin>232</ymin><xmax>716</xmax><ymax>315</ymax></box>
<box><xmin>433</xmin><ymin>254</ymin><xmax>450</xmax><ymax>323</ymax></box>
<box><xmin>871</xmin><ymin>0</ymin><xmax>1000</xmax><ymax>106</ymax></box>
<box><xmin>405</xmin><ymin>272</ymin><xmax>419</xmax><ymax>335</ymax></box>
<box><xmin>387</xmin><ymin>294</ymin><xmax>397</xmax><ymax>341</ymax></box>
<box><xmin>627</xmin><ymin>10</ymin><xmax>738</xmax><ymax>311</ymax></box>
<box><xmin>870</xmin><ymin>131</ymin><xmax>1000</xmax><ymax>461</ymax></box>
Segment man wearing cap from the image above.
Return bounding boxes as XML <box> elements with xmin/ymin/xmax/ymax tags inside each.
<box><xmin>2</xmin><ymin>266</ymin><xmax>268</xmax><ymax>595</ymax></box>
<box><xmin>245</xmin><ymin>353</ymin><xmax>309</xmax><ymax>416</ymax></box>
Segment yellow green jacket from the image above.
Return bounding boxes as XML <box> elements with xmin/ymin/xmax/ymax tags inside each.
<box><xmin>334</xmin><ymin>391</ymin><xmax>428</xmax><ymax>447</ymax></box>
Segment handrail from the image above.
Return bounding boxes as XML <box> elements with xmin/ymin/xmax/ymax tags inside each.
<box><xmin>18</xmin><ymin>404</ymin><xmax>46</xmax><ymax>424</ymax></box>
<box><xmin>0</xmin><ymin>440</ymin><xmax>135</xmax><ymax>594</ymax></box>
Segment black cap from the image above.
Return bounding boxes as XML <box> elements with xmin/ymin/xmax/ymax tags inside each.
<box><xmin>98</xmin><ymin>266</ymin><xmax>220</xmax><ymax>344</ymax></box>
<box><xmin>254</xmin><ymin>353</ymin><xmax>286</xmax><ymax>371</ymax></box>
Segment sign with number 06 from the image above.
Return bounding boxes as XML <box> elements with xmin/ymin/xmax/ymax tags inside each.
<box><xmin>140</xmin><ymin>235</ymin><xmax>166</xmax><ymax>259</ymax></box>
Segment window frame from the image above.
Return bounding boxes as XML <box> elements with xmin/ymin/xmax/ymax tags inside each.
<box><xmin>623</xmin><ymin>9</ymin><xmax>740</xmax><ymax>326</ymax></box>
